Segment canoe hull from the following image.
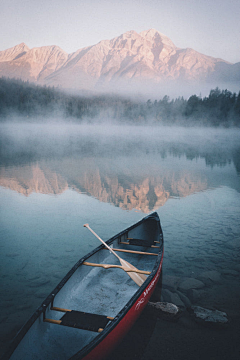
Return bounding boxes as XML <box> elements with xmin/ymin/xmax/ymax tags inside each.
<box><xmin>4</xmin><ymin>212</ymin><xmax>164</xmax><ymax>360</ymax></box>
<box><xmin>81</xmin><ymin>251</ymin><xmax>164</xmax><ymax>360</ymax></box>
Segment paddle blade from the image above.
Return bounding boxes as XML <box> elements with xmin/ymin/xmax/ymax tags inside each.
<box><xmin>119</xmin><ymin>259</ymin><xmax>147</xmax><ymax>286</ymax></box>
<box><xmin>83</xmin><ymin>223</ymin><xmax>147</xmax><ymax>287</ymax></box>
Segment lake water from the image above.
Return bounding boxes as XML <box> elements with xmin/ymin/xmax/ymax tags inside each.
<box><xmin>0</xmin><ymin>123</ymin><xmax>240</xmax><ymax>358</ymax></box>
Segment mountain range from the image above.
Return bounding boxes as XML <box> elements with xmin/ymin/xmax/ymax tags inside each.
<box><xmin>0</xmin><ymin>29</ymin><xmax>239</xmax><ymax>96</ymax></box>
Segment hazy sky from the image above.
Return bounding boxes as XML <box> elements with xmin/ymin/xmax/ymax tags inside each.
<box><xmin>1</xmin><ymin>0</ymin><xmax>239</xmax><ymax>63</ymax></box>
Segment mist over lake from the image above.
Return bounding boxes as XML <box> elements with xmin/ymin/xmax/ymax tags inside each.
<box><xmin>1</xmin><ymin>0</ymin><xmax>240</xmax><ymax>357</ymax></box>
<box><xmin>0</xmin><ymin>122</ymin><xmax>240</xmax><ymax>358</ymax></box>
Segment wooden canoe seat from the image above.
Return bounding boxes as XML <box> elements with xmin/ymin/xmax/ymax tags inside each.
<box><xmin>119</xmin><ymin>238</ymin><xmax>160</xmax><ymax>248</ymax></box>
<box><xmin>128</xmin><ymin>238</ymin><xmax>153</xmax><ymax>247</ymax></box>
<box><xmin>44</xmin><ymin>307</ymin><xmax>114</xmax><ymax>333</ymax></box>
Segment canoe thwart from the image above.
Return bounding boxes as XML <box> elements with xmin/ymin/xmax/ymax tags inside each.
<box><xmin>127</xmin><ymin>238</ymin><xmax>154</xmax><ymax>247</ymax></box>
<box><xmin>44</xmin><ymin>319</ymin><xmax>62</xmax><ymax>325</ymax></box>
<box><xmin>83</xmin><ymin>261</ymin><xmax>151</xmax><ymax>275</ymax></box>
<box><xmin>104</xmin><ymin>248</ymin><xmax>158</xmax><ymax>256</ymax></box>
<box><xmin>51</xmin><ymin>306</ymin><xmax>72</xmax><ymax>313</ymax></box>
<box><xmin>44</xmin><ymin>309</ymin><xmax>114</xmax><ymax>333</ymax></box>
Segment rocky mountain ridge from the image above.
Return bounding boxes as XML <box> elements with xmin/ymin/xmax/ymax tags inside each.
<box><xmin>0</xmin><ymin>29</ymin><xmax>239</xmax><ymax>94</ymax></box>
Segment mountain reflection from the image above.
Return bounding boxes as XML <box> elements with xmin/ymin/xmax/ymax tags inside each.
<box><xmin>0</xmin><ymin>159</ymin><xmax>209</xmax><ymax>212</ymax></box>
<box><xmin>0</xmin><ymin>164</ymin><xmax>68</xmax><ymax>196</ymax></box>
<box><xmin>0</xmin><ymin>124</ymin><xmax>239</xmax><ymax>213</ymax></box>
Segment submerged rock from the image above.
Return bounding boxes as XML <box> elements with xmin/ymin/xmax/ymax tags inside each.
<box><xmin>176</xmin><ymin>290</ymin><xmax>192</xmax><ymax>308</ymax></box>
<box><xmin>147</xmin><ymin>301</ymin><xmax>181</xmax><ymax>321</ymax></box>
<box><xmin>178</xmin><ymin>278</ymin><xmax>205</xmax><ymax>291</ymax></box>
<box><xmin>6</xmin><ymin>253</ymin><xmax>19</xmax><ymax>258</ymax></box>
<box><xmin>161</xmin><ymin>289</ymin><xmax>190</xmax><ymax>308</ymax></box>
<box><xmin>235</xmin><ymin>264</ymin><xmax>240</xmax><ymax>272</ymax></box>
<box><xmin>199</xmin><ymin>270</ymin><xmax>221</xmax><ymax>283</ymax></box>
<box><xmin>187</xmin><ymin>288</ymin><xmax>205</xmax><ymax>303</ymax></box>
<box><xmin>162</xmin><ymin>275</ymin><xmax>180</xmax><ymax>291</ymax></box>
<box><xmin>28</xmin><ymin>279</ymin><xmax>50</xmax><ymax>288</ymax></box>
<box><xmin>169</xmin><ymin>293</ymin><xmax>185</xmax><ymax>308</ymax></box>
<box><xmin>161</xmin><ymin>289</ymin><xmax>173</xmax><ymax>303</ymax></box>
<box><xmin>222</xmin><ymin>269</ymin><xmax>239</xmax><ymax>277</ymax></box>
<box><xmin>189</xmin><ymin>306</ymin><xmax>228</xmax><ymax>327</ymax></box>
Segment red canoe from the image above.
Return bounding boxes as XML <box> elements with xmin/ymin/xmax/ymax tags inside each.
<box><xmin>3</xmin><ymin>212</ymin><xmax>164</xmax><ymax>360</ymax></box>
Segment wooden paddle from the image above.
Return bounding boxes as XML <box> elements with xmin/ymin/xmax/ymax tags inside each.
<box><xmin>83</xmin><ymin>224</ymin><xmax>147</xmax><ymax>286</ymax></box>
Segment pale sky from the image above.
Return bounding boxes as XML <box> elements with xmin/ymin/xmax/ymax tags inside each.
<box><xmin>1</xmin><ymin>0</ymin><xmax>239</xmax><ymax>63</ymax></box>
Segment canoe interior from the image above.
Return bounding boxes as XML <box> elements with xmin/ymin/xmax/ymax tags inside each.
<box><xmin>6</xmin><ymin>213</ymin><xmax>163</xmax><ymax>360</ymax></box>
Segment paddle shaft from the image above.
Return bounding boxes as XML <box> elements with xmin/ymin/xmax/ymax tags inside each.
<box><xmin>83</xmin><ymin>224</ymin><xmax>121</xmax><ymax>262</ymax></box>
<box><xmin>83</xmin><ymin>223</ymin><xmax>147</xmax><ymax>286</ymax></box>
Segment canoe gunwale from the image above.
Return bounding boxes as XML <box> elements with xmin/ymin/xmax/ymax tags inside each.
<box><xmin>3</xmin><ymin>212</ymin><xmax>163</xmax><ymax>360</ymax></box>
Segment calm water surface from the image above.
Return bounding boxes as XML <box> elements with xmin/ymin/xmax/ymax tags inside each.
<box><xmin>0</xmin><ymin>123</ymin><xmax>240</xmax><ymax>357</ymax></box>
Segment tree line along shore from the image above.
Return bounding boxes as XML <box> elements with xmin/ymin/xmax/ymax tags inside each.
<box><xmin>0</xmin><ymin>77</ymin><xmax>239</xmax><ymax>126</ymax></box>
